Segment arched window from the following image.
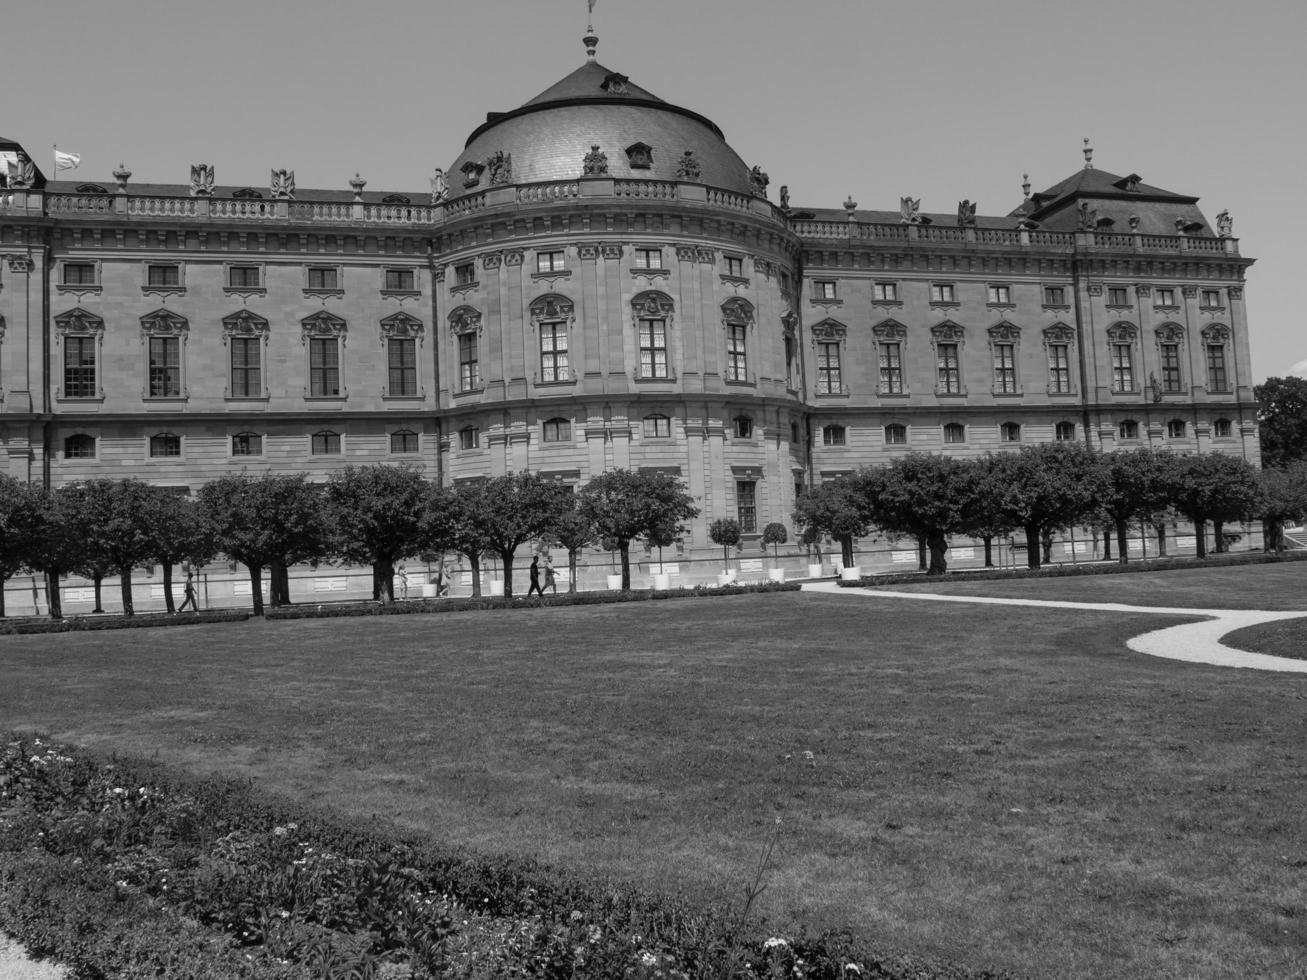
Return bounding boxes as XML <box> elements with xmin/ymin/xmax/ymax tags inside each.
<box><xmin>1000</xmin><ymin>422</ymin><xmax>1021</xmax><ymax>443</ymax></box>
<box><xmin>1166</xmin><ymin>419</ymin><xmax>1187</xmax><ymax>439</ymax></box>
<box><xmin>542</xmin><ymin>417</ymin><xmax>571</xmax><ymax>443</ymax></box>
<box><xmin>822</xmin><ymin>424</ymin><xmax>846</xmax><ymax>447</ymax></box>
<box><xmin>943</xmin><ymin>422</ymin><xmax>966</xmax><ymax>444</ymax></box>
<box><xmin>64</xmin><ymin>433</ymin><xmax>96</xmax><ymax>459</ymax></box>
<box><xmin>390</xmin><ymin>430</ymin><xmax>419</xmax><ymax>454</ymax></box>
<box><xmin>1118</xmin><ymin>419</ymin><xmax>1140</xmax><ymax>441</ymax></box>
<box><xmin>884</xmin><ymin>424</ymin><xmax>907</xmax><ymax>446</ymax></box>
<box><xmin>643</xmin><ymin>414</ymin><xmax>671</xmax><ymax>438</ymax></box>
<box><xmin>1055</xmin><ymin>421</ymin><xmax>1076</xmax><ymax>442</ymax></box>
<box><xmin>232</xmin><ymin>432</ymin><xmax>262</xmax><ymax>457</ymax></box>
<box><xmin>149</xmin><ymin>433</ymin><xmax>181</xmax><ymax>458</ymax></box>
<box><xmin>632</xmin><ymin>291</ymin><xmax>674</xmax><ymax>379</ymax></box>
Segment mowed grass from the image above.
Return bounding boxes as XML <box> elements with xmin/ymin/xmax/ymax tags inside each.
<box><xmin>880</xmin><ymin>559</ymin><xmax>1307</xmax><ymax>609</ymax></box>
<box><xmin>1</xmin><ymin>569</ymin><xmax>1305</xmax><ymax>979</ymax></box>
<box><xmin>1223</xmin><ymin>619</ymin><xmax>1307</xmax><ymax>660</ymax></box>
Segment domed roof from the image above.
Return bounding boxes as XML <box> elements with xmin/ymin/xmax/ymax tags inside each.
<box><xmin>444</xmin><ymin>53</ymin><xmax>755</xmax><ymax>199</ymax></box>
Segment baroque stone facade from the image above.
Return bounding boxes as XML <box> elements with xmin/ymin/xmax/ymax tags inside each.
<box><xmin>0</xmin><ymin>43</ymin><xmax>1258</xmax><ymax>558</ymax></box>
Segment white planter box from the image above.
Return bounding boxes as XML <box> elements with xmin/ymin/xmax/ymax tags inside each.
<box><xmin>488</xmin><ymin>579</ymin><xmax>505</xmax><ymax>596</ymax></box>
<box><xmin>605</xmin><ymin>574</ymin><xmax>623</xmax><ymax>590</ymax></box>
<box><xmin>839</xmin><ymin>566</ymin><xmax>862</xmax><ymax>582</ymax></box>
<box><xmin>768</xmin><ymin>568</ymin><xmax>786</xmax><ymax>583</ymax></box>
<box><xmin>652</xmin><ymin>573</ymin><xmax>671</xmax><ymax>591</ymax></box>
<box><xmin>807</xmin><ymin>563</ymin><xmax>824</xmax><ymax>579</ymax></box>
<box><xmin>717</xmin><ymin>571</ymin><xmax>737</xmax><ymax>587</ymax></box>
<box><xmin>421</xmin><ymin>583</ymin><xmax>438</xmax><ymax>598</ymax></box>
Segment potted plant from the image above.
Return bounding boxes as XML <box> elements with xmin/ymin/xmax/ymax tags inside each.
<box><xmin>708</xmin><ymin>518</ymin><xmax>742</xmax><ymax>586</ymax></box>
<box><xmin>646</xmin><ymin>519</ymin><xmax>678</xmax><ymax>591</ymax></box>
<box><xmin>601</xmin><ymin>536</ymin><xmax>623</xmax><ymax>590</ymax></box>
<box><xmin>761</xmin><ymin>522</ymin><xmax>788</xmax><ymax>583</ymax></box>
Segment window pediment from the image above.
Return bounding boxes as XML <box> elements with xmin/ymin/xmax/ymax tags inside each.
<box><xmin>222</xmin><ymin>310</ymin><xmax>269</xmax><ymax>338</ymax></box>
<box><xmin>1201</xmin><ymin>323</ymin><xmax>1230</xmax><ymax>344</ymax></box>
<box><xmin>872</xmin><ymin>318</ymin><xmax>907</xmax><ymax>340</ymax></box>
<box><xmin>449</xmin><ymin>305</ymin><xmax>483</xmax><ymax>335</ymax></box>
<box><xmin>301</xmin><ymin>310</ymin><xmax>347</xmax><ymax>342</ymax></box>
<box><xmin>1155</xmin><ymin>323</ymin><xmax>1185</xmax><ymax>344</ymax></box>
<box><xmin>529</xmin><ymin>294</ymin><xmax>575</xmax><ymax>324</ymax></box>
<box><xmin>988</xmin><ymin>321</ymin><xmax>1020</xmax><ymax>342</ymax></box>
<box><xmin>1042</xmin><ymin>322</ymin><xmax>1074</xmax><ymax>345</ymax></box>
<box><xmin>140</xmin><ymin>309</ymin><xmax>189</xmax><ymax>337</ymax></box>
<box><xmin>380</xmin><ymin>311</ymin><xmax>424</xmax><ymax>341</ymax></box>
<box><xmin>1106</xmin><ymin>322</ymin><xmax>1137</xmax><ymax>343</ymax></box>
<box><xmin>809</xmin><ymin>318</ymin><xmax>847</xmax><ymax>341</ymax></box>
<box><xmin>931</xmin><ymin>321</ymin><xmax>965</xmax><ymax>342</ymax></box>
<box><xmin>721</xmin><ymin>297</ymin><xmax>755</xmax><ymax>325</ymax></box>
<box><xmin>54</xmin><ymin>308</ymin><xmax>104</xmax><ymax>335</ymax></box>
<box><xmin>631</xmin><ymin>290</ymin><xmax>674</xmax><ymax>317</ymax></box>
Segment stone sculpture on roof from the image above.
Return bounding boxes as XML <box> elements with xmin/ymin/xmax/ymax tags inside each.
<box><xmin>899</xmin><ymin>197</ymin><xmax>921</xmax><ymax>224</ymax></box>
<box><xmin>748</xmin><ymin>165</ymin><xmax>769</xmax><ymax>198</ymax></box>
<box><xmin>582</xmin><ymin>145</ymin><xmax>608</xmax><ymax>176</ymax></box>
<box><xmin>430</xmin><ymin>168</ymin><xmax>448</xmax><ymax>203</ymax></box>
<box><xmin>676</xmin><ymin>151</ymin><xmax>701</xmax><ymax>181</ymax></box>
<box><xmin>956</xmin><ymin>200</ymin><xmax>977</xmax><ymax>227</ymax></box>
<box><xmin>270</xmin><ymin>169</ymin><xmax>295</xmax><ymax>200</ymax></box>
<box><xmin>189</xmin><ymin>164</ymin><xmax>214</xmax><ymax>197</ymax></box>
<box><xmin>1077</xmin><ymin>201</ymin><xmax>1097</xmax><ymax>231</ymax></box>
<box><xmin>487</xmin><ymin>151</ymin><xmax>512</xmax><ymax>185</ymax></box>
<box><xmin>1217</xmin><ymin>210</ymin><xmax>1233</xmax><ymax>237</ymax></box>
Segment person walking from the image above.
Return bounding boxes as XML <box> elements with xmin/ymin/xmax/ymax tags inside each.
<box><xmin>177</xmin><ymin>571</ymin><xmax>197</xmax><ymax>613</ymax></box>
<box><xmin>397</xmin><ymin>563</ymin><xmax>409</xmax><ymax>600</ymax></box>
<box><xmin>527</xmin><ymin>555</ymin><xmax>543</xmax><ymax>597</ymax></box>
<box><xmin>544</xmin><ymin>555</ymin><xmax>558</xmax><ymax>594</ymax></box>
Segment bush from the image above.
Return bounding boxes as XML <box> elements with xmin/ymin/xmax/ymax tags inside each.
<box><xmin>0</xmin><ymin>609</ymin><xmax>250</xmax><ymax>635</ymax></box>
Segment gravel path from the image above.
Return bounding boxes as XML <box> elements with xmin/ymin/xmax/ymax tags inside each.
<box><xmin>0</xmin><ymin>936</ymin><xmax>65</xmax><ymax>980</ymax></box>
<box><xmin>802</xmin><ymin>582</ymin><xmax>1307</xmax><ymax>673</ymax></box>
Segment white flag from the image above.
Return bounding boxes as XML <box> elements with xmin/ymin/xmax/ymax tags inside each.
<box><xmin>54</xmin><ymin>149</ymin><xmax>80</xmax><ymax>172</ymax></box>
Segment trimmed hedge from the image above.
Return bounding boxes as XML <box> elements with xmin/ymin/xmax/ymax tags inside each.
<box><xmin>0</xmin><ymin>609</ymin><xmax>250</xmax><ymax>635</ymax></box>
<box><xmin>265</xmin><ymin>580</ymin><xmax>802</xmax><ymax>620</ymax></box>
<box><xmin>0</xmin><ymin>734</ymin><xmax>1022</xmax><ymax>980</ymax></box>
<box><xmin>840</xmin><ymin>548</ymin><xmax>1307</xmax><ymax>587</ymax></box>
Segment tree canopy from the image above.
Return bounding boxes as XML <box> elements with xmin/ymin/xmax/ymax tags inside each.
<box><xmin>1255</xmin><ymin>376</ymin><xmax>1307</xmax><ymax>469</ymax></box>
<box><xmin>792</xmin><ymin>478</ymin><xmax>871</xmax><ymax>568</ymax></box>
<box><xmin>326</xmin><ymin>465</ymin><xmax>429</xmax><ymax>604</ymax></box>
<box><xmin>578</xmin><ymin>470</ymin><xmax>699</xmax><ymax>589</ymax></box>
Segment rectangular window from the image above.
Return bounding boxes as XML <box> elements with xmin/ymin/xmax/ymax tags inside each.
<box><xmin>817</xmin><ymin>342</ymin><xmax>841</xmax><ymax>395</ymax></box>
<box><xmin>63</xmin><ymin>336</ymin><xmax>97</xmax><ymax>397</ymax></box>
<box><xmin>930</xmin><ymin>283</ymin><xmax>955</xmax><ymax>304</ymax></box>
<box><xmin>873</xmin><ymin>282</ymin><xmax>898</xmax><ymax>302</ymax></box>
<box><xmin>736</xmin><ymin>481</ymin><xmax>757</xmax><ymax>535</ymax></box>
<box><xmin>878</xmin><ymin>342</ymin><xmax>902</xmax><ymax>394</ymax></box>
<box><xmin>458</xmin><ymin>333</ymin><xmax>479</xmax><ymax>390</ymax></box>
<box><xmin>387</xmin><ymin>338</ymin><xmax>417</xmax><ymax>396</ymax></box>
<box><xmin>639</xmin><ymin>318</ymin><xmax>669</xmax><ymax>378</ymax></box>
<box><xmin>937</xmin><ymin>343</ymin><xmax>961</xmax><ymax>394</ymax></box>
<box><xmin>307</xmin><ymin>267</ymin><xmax>338</xmax><ymax>290</ymax></box>
<box><xmin>1044</xmin><ymin>285</ymin><xmax>1067</xmax><ymax>306</ymax></box>
<box><xmin>993</xmin><ymin>343</ymin><xmax>1017</xmax><ymax>393</ymax></box>
<box><xmin>1048</xmin><ymin>343</ymin><xmax>1071</xmax><ymax>393</ymax></box>
<box><xmin>1201</xmin><ymin>289</ymin><xmax>1222</xmax><ymax>308</ymax></box>
<box><xmin>1213</xmin><ymin>418</ymin><xmax>1232</xmax><ymax>438</ymax></box>
<box><xmin>542</xmin><ymin>418</ymin><xmax>571</xmax><ymax>442</ymax></box>
<box><xmin>228</xmin><ymin>265</ymin><xmax>260</xmax><ymax>288</ymax></box>
<box><xmin>232</xmin><ymin>433</ymin><xmax>262</xmax><ymax>456</ymax></box>
<box><xmin>1112</xmin><ymin>343</ymin><xmax>1134</xmax><ymax>392</ymax></box>
<box><xmin>459</xmin><ymin>427</ymin><xmax>479</xmax><ymax>450</ymax></box>
<box><xmin>230</xmin><ymin>337</ymin><xmax>262</xmax><ymax>398</ymax></box>
<box><xmin>540</xmin><ymin>323</ymin><xmax>569</xmax><ymax>382</ymax></box>
<box><xmin>148</xmin><ymin>336</ymin><xmax>181</xmax><ymax>397</ymax></box>
<box><xmin>309</xmin><ymin>337</ymin><xmax>341</xmax><ymax>397</ymax></box>
<box><xmin>943</xmin><ymin>423</ymin><xmax>966</xmax><ymax>444</ymax></box>
<box><xmin>784</xmin><ymin>336</ymin><xmax>795</xmax><ymax>388</ymax></box>
<box><xmin>726</xmin><ymin>324</ymin><xmax>747</xmax><ymax>382</ymax></box>
<box><xmin>455</xmin><ymin>263</ymin><xmax>476</xmax><ymax>285</ymax></box>
<box><xmin>815</xmin><ymin>280</ymin><xmax>837</xmax><ymax>300</ymax></box>
<box><xmin>1207</xmin><ymin>345</ymin><xmax>1229</xmax><ymax>392</ymax></box>
<box><xmin>147</xmin><ymin>264</ymin><xmax>180</xmax><ymax>287</ymax></box>
<box><xmin>384</xmin><ymin>268</ymin><xmax>415</xmax><ymax>291</ymax></box>
<box><xmin>634</xmin><ymin>248</ymin><xmax>663</xmax><ymax>270</ymax></box>
<box><xmin>391</xmin><ymin>430</ymin><xmax>419</xmax><ymax>454</ymax></box>
<box><xmin>988</xmin><ymin>285</ymin><xmax>1012</xmax><ymax>305</ymax></box>
<box><xmin>643</xmin><ymin>415</ymin><xmax>671</xmax><ymax>438</ymax></box>
<box><xmin>1160</xmin><ymin>343</ymin><xmax>1182</xmax><ymax>392</ymax></box>
<box><xmin>1155</xmin><ymin>288</ymin><xmax>1176</xmax><ymax>307</ymax></box>
<box><xmin>149</xmin><ymin>434</ymin><xmax>181</xmax><ymax>458</ymax></box>
<box><xmin>536</xmin><ymin>251</ymin><xmax>565</xmax><ymax>273</ymax></box>
<box><xmin>885</xmin><ymin>424</ymin><xmax>907</xmax><ymax>445</ymax></box>
<box><xmin>1107</xmin><ymin>286</ymin><xmax>1130</xmax><ymax>307</ymax></box>
<box><xmin>725</xmin><ymin>256</ymin><xmax>744</xmax><ymax>277</ymax></box>
<box><xmin>311</xmin><ymin>432</ymin><xmax>341</xmax><ymax>455</ymax></box>
<box><xmin>62</xmin><ymin>263</ymin><xmax>96</xmax><ymax>286</ymax></box>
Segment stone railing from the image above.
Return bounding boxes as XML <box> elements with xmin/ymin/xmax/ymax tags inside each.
<box><xmin>289</xmin><ymin>201</ymin><xmax>353</xmax><ymax>222</ymax></box>
<box><xmin>517</xmin><ymin>181</ymin><xmax>580</xmax><ymax>204</ymax></box>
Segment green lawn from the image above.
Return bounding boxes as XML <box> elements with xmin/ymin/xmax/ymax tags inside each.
<box><xmin>1223</xmin><ymin>619</ymin><xmax>1307</xmax><ymax>660</ymax></box>
<box><xmin>2</xmin><ymin>567</ymin><xmax>1306</xmax><ymax>979</ymax></box>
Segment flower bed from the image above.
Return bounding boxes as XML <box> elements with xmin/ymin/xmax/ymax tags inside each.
<box><xmin>0</xmin><ymin>609</ymin><xmax>250</xmax><ymax>635</ymax></box>
<box><xmin>0</xmin><ymin>735</ymin><xmax>1019</xmax><ymax>980</ymax></box>
<box><xmin>265</xmin><ymin>580</ymin><xmax>801</xmax><ymax>620</ymax></box>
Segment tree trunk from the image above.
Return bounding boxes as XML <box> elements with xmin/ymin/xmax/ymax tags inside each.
<box><xmin>1155</xmin><ymin>521</ymin><xmax>1168</xmax><ymax>558</ymax></box>
<box><xmin>619</xmin><ymin>540</ymin><xmax>631</xmax><ymax>590</ymax></box>
<box><xmin>982</xmin><ymin>536</ymin><xmax>994</xmax><ymax>568</ymax></box>
<box><xmin>1213</xmin><ymin>520</ymin><xmax>1226</xmax><ymax>554</ymax></box>
<box><xmin>92</xmin><ymin>573</ymin><xmax>104</xmax><ymax>613</ymax></box>
<box><xmin>1025</xmin><ymin>523</ymin><xmax>1042</xmax><ymax>570</ymax></box>
<box><xmin>377</xmin><ymin>558</ymin><xmax>395</xmax><ymax>604</ymax></box>
<box><xmin>1116</xmin><ymin>519</ymin><xmax>1130</xmax><ymax>564</ymax></box>
<box><xmin>916</xmin><ymin>534</ymin><xmax>927</xmax><ymax>572</ymax></box>
<box><xmin>47</xmin><ymin>570</ymin><xmax>63</xmax><ymax>620</ymax></box>
<box><xmin>0</xmin><ymin>575</ymin><xmax>5</xmax><ymax>618</ymax></box>
<box><xmin>499</xmin><ymin>549</ymin><xmax>516</xmax><ymax>597</ymax></box>
<box><xmin>841</xmin><ymin>535</ymin><xmax>856</xmax><ymax>569</ymax></box>
<box><xmin>1102</xmin><ymin>528</ymin><xmax>1112</xmax><ymax>561</ymax></box>
<box><xmin>276</xmin><ymin>563</ymin><xmax>291</xmax><ymax>605</ymax></box>
<box><xmin>468</xmin><ymin>555</ymin><xmax>482</xmax><ymax>597</ymax></box>
<box><xmin>926</xmin><ymin>529</ymin><xmax>948</xmax><ymax>575</ymax></box>
<box><xmin>162</xmin><ymin>561</ymin><xmax>176</xmax><ymax>613</ymax></box>
<box><xmin>248</xmin><ymin>564</ymin><xmax>265</xmax><ymax>616</ymax></box>
<box><xmin>1265</xmin><ymin>520</ymin><xmax>1283</xmax><ymax>554</ymax></box>
<box><xmin>119</xmin><ymin>566</ymin><xmax>135</xmax><ymax>616</ymax></box>
<box><xmin>1041</xmin><ymin>528</ymin><xmax>1054</xmax><ymax>564</ymax></box>
<box><xmin>567</xmin><ymin>549</ymin><xmax>578</xmax><ymax>593</ymax></box>
<box><xmin>1194</xmin><ymin>521</ymin><xmax>1208</xmax><ymax>559</ymax></box>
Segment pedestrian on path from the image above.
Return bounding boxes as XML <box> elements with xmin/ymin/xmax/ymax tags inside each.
<box><xmin>397</xmin><ymin>563</ymin><xmax>409</xmax><ymax>600</ymax></box>
<box><xmin>177</xmin><ymin>571</ymin><xmax>197</xmax><ymax>612</ymax></box>
<box><xmin>544</xmin><ymin>556</ymin><xmax>558</xmax><ymax>594</ymax></box>
<box><xmin>527</xmin><ymin>556</ymin><xmax>543</xmax><ymax>597</ymax></box>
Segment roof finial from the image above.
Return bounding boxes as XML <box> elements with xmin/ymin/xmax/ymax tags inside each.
<box><xmin>1083</xmin><ymin>138</ymin><xmax>1094</xmax><ymax>170</ymax></box>
<box><xmin>1022</xmin><ymin>173</ymin><xmax>1030</xmax><ymax>200</ymax></box>
<box><xmin>583</xmin><ymin>0</ymin><xmax>598</xmax><ymax>62</ymax></box>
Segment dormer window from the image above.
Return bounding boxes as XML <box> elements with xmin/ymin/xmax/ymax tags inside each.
<box><xmin>381</xmin><ymin>193</ymin><xmax>411</xmax><ymax>205</ymax></box>
<box><xmin>461</xmin><ymin>161</ymin><xmax>485</xmax><ymax>188</ymax></box>
<box><xmin>1119</xmin><ymin>174</ymin><xmax>1142</xmax><ymax>192</ymax></box>
<box><xmin>625</xmin><ymin>142</ymin><xmax>653</xmax><ymax>170</ymax></box>
<box><xmin>232</xmin><ymin>187</ymin><xmax>263</xmax><ymax>199</ymax></box>
<box><xmin>602</xmin><ymin>72</ymin><xmax>630</xmax><ymax>94</ymax></box>
<box><xmin>74</xmin><ymin>183</ymin><xmax>108</xmax><ymax>194</ymax></box>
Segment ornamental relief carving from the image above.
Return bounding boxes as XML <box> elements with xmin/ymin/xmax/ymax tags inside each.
<box><xmin>1154</xmin><ymin>323</ymin><xmax>1185</xmax><ymax>344</ymax></box>
<box><xmin>503</xmin><ymin>249</ymin><xmax>524</xmax><ymax>267</ymax></box>
<box><xmin>54</xmin><ymin>308</ymin><xmax>105</xmax><ymax>335</ymax></box>
<box><xmin>1228</xmin><ymin>286</ymin><xmax>1243</xmax><ymax>300</ymax></box>
<box><xmin>988</xmin><ymin>322</ymin><xmax>1021</xmax><ymax>342</ymax></box>
<box><xmin>631</xmin><ymin>291</ymin><xmax>674</xmax><ymax>318</ymax></box>
<box><xmin>0</xmin><ymin>314</ymin><xmax>6</xmax><ymax>342</ymax></box>
<box><xmin>1106</xmin><ymin>322</ymin><xmax>1137</xmax><ymax>343</ymax></box>
<box><xmin>448</xmin><ymin>306</ymin><xmax>483</xmax><ymax>336</ymax></box>
<box><xmin>380</xmin><ymin>312</ymin><xmax>424</xmax><ymax>342</ymax></box>
<box><xmin>873</xmin><ymin>319</ymin><xmax>908</xmax><ymax>341</ymax></box>
<box><xmin>781</xmin><ymin>311</ymin><xmax>799</xmax><ymax>338</ymax></box>
<box><xmin>600</xmin><ymin>243</ymin><xmax>623</xmax><ymax>260</ymax></box>
<box><xmin>809</xmin><ymin>319</ymin><xmax>847</xmax><ymax>341</ymax></box>
<box><xmin>222</xmin><ymin>310</ymin><xmax>270</xmax><ymax>341</ymax></box>
<box><xmin>140</xmin><ymin>310</ymin><xmax>189</xmax><ymax>338</ymax></box>
<box><xmin>1182</xmin><ymin>285</ymin><xmax>1198</xmax><ymax>298</ymax></box>
<box><xmin>675</xmin><ymin>245</ymin><xmax>697</xmax><ymax>263</ymax></box>
<box><xmin>301</xmin><ymin>311</ymin><xmax>348</xmax><ymax>344</ymax></box>
<box><xmin>481</xmin><ymin>252</ymin><xmax>503</xmax><ymax>270</ymax></box>
<box><xmin>1201</xmin><ymin>324</ymin><xmax>1230</xmax><ymax>344</ymax></box>
<box><xmin>5</xmin><ymin>255</ymin><xmax>34</xmax><ymax>273</ymax></box>
<box><xmin>1135</xmin><ymin>284</ymin><xmax>1152</xmax><ymax>298</ymax></box>
<box><xmin>1042</xmin><ymin>323</ymin><xmax>1074</xmax><ymax>345</ymax></box>
<box><xmin>577</xmin><ymin>243</ymin><xmax>600</xmax><ymax>260</ymax></box>
<box><xmin>695</xmin><ymin>247</ymin><xmax>715</xmax><ymax>264</ymax></box>
<box><xmin>1087</xmin><ymin>281</ymin><xmax>1104</xmax><ymax>297</ymax></box>
<box><xmin>720</xmin><ymin>297</ymin><xmax>755</xmax><ymax>326</ymax></box>
<box><xmin>930</xmin><ymin>321</ymin><xmax>965</xmax><ymax>342</ymax></box>
<box><xmin>529</xmin><ymin>295</ymin><xmax>575</xmax><ymax>325</ymax></box>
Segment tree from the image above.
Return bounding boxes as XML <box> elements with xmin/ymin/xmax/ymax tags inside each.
<box><xmin>992</xmin><ymin>444</ymin><xmax>1106</xmax><ymax>570</ymax></box>
<box><xmin>1097</xmin><ymin>450</ymin><xmax>1177</xmax><ymax>564</ymax></box>
<box><xmin>62</xmin><ymin>480</ymin><xmax>159</xmax><ymax>616</ymax></box>
<box><xmin>544</xmin><ymin>508</ymin><xmax>596</xmax><ymax>594</ymax></box>
<box><xmin>0</xmin><ymin>477</ymin><xmax>47</xmax><ymax>618</ymax></box>
<box><xmin>420</xmin><ymin>482</ymin><xmax>492</xmax><ymax>598</ymax></box>
<box><xmin>25</xmin><ymin>487</ymin><xmax>83</xmax><ymax>620</ymax></box>
<box><xmin>199</xmin><ymin>474</ymin><xmax>330</xmax><ymax>615</ymax></box>
<box><xmin>577</xmin><ymin>470</ymin><xmax>699</xmax><ymax>590</ymax></box>
<box><xmin>761</xmin><ymin>522</ymin><xmax>788</xmax><ymax>567</ymax></box>
<box><xmin>708</xmin><ymin>518</ymin><xmax>742</xmax><ymax>576</ymax></box>
<box><xmin>326</xmin><ymin>465</ymin><xmax>429</xmax><ymax>605</ymax></box>
<box><xmin>858</xmin><ymin>454</ymin><xmax>973</xmax><ymax>575</ymax></box>
<box><xmin>1255</xmin><ymin>376</ymin><xmax>1307</xmax><ymax>469</ymax></box>
<box><xmin>791</xmin><ymin>478</ymin><xmax>872</xmax><ymax>569</ymax></box>
<box><xmin>1259</xmin><ymin>462</ymin><xmax>1307</xmax><ymax>554</ymax></box>
<box><xmin>643</xmin><ymin>515</ymin><xmax>682</xmax><ymax>581</ymax></box>
<box><xmin>144</xmin><ymin>492</ymin><xmax>217</xmax><ymax>613</ymax></box>
<box><xmin>959</xmin><ymin>455</ymin><xmax>1020</xmax><ymax>567</ymax></box>
<box><xmin>1170</xmin><ymin>454</ymin><xmax>1264</xmax><ymax>558</ymax></box>
<box><xmin>461</xmin><ymin>473</ymin><xmax>572</xmax><ymax>597</ymax></box>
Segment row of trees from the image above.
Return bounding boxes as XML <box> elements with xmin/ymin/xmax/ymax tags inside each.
<box><xmin>0</xmin><ymin>468</ymin><xmax>700</xmax><ymax>619</ymax></box>
<box><xmin>792</xmin><ymin>444</ymin><xmax>1305</xmax><ymax>575</ymax></box>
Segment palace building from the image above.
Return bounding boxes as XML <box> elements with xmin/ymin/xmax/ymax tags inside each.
<box><xmin>0</xmin><ymin>32</ymin><xmax>1258</xmax><ymax>562</ymax></box>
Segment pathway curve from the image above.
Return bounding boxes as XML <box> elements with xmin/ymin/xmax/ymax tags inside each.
<box><xmin>800</xmin><ymin>581</ymin><xmax>1307</xmax><ymax>674</ymax></box>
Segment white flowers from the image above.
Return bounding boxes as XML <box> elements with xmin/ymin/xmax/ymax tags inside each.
<box><xmin>764</xmin><ymin>936</ymin><xmax>790</xmax><ymax>950</ymax></box>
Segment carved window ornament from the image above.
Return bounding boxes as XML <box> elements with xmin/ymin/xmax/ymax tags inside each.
<box><xmin>1154</xmin><ymin>323</ymin><xmax>1186</xmax><ymax>345</ymax></box>
<box><xmin>809</xmin><ymin>318</ymin><xmax>847</xmax><ymax>343</ymax></box>
<box><xmin>379</xmin><ymin>311</ymin><xmax>425</xmax><ymax>342</ymax></box>
<box><xmin>1106</xmin><ymin>322</ymin><xmax>1138</xmax><ymax>344</ymax></box>
<box><xmin>140</xmin><ymin>309</ymin><xmax>189</xmax><ymax>339</ymax></box>
<box><xmin>1042</xmin><ymin>323</ymin><xmax>1076</xmax><ymax>395</ymax></box>
<box><xmin>631</xmin><ymin>290</ymin><xmax>675</xmax><ymax>319</ymax></box>
<box><xmin>461</xmin><ymin>160</ymin><xmax>485</xmax><ymax>188</ymax></box>
<box><xmin>138</xmin><ymin>310</ymin><xmax>190</xmax><ymax>400</ymax></box>
<box><xmin>54</xmin><ymin>307</ymin><xmax>105</xmax><ymax>337</ymax></box>
<box><xmin>720</xmin><ymin>297</ymin><xmax>755</xmax><ymax>331</ymax></box>
<box><xmin>631</xmin><ymin>291</ymin><xmax>675</xmax><ymax>381</ymax></box>
<box><xmin>988</xmin><ymin>321</ymin><xmax>1021</xmax><ymax>343</ymax></box>
<box><xmin>1042</xmin><ymin>323</ymin><xmax>1075</xmax><ymax>346</ymax></box>
<box><xmin>222</xmin><ymin>309</ymin><xmax>270</xmax><ymax>340</ymax></box>
<box><xmin>930</xmin><ymin>321</ymin><xmax>966</xmax><ymax>343</ymax></box>
<box><xmin>1201</xmin><ymin>323</ymin><xmax>1231</xmax><ymax>344</ymax></box>
<box><xmin>988</xmin><ymin>322</ymin><xmax>1022</xmax><ymax>396</ymax></box>
<box><xmin>930</xmin><ymin>321</ymin><xmax>967</xmax><ymax>397</ymax></box>
<box><xmin>872</xmin><ymin>319</ymin><xmax>908</xmax><ymax>341</ymax></box>
<box><xmin>448</xmin><ymin>305</ymin><xmax>483</xmax><ymax>337</ymax></box>
<box><xmin>625</xmin><ymin>142</ymin><xmax>653</xmax><ymax>170</ymax></box>
<box><xmin>529</xmin><ymin>294</ymin><xmax>575</xmax><ymax>327</ymax></box>
<box><xmin>301</xmin><ymin>310</ymin><xmax>348</xmax><ymax>344</ymax></box>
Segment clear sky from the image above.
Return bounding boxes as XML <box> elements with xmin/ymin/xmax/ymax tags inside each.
<box><xmin>4</xmin><ymin>0</ymin><xmax>1303</xmax><ymax>382</ymax></box>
